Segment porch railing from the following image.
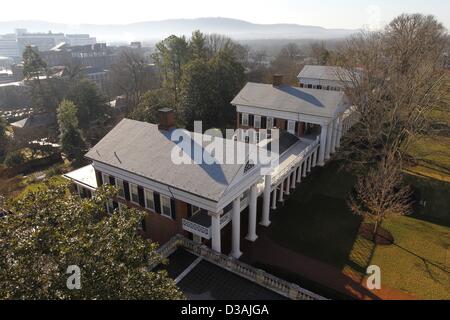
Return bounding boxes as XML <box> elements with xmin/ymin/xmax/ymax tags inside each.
<box><xmin>271</xmin><ymin>136</ymin><xmax>320</xmax><ymax>186</ymax></box>
<box><xmin>155</xmin><ymin>235</ymin><xmax>327</xmax><ymax>301</ymax></box>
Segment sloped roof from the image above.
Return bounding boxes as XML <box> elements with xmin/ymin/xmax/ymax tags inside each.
<box><xmin>231</xmin><ymin>82</ymin><xmax>346</xmax><ymax>118</ymax></box>
<box><xmin>63</xmin><ymin>164</ymin><xmax>98</xmax><ymax>190</ymax></box>
<box><xmin>11</xmin><ymin>113</ymin><xmax>54</xmax><ymax>129</ymax></box>
<box><xmin>298</xmin><ymin>65</ymin><xmax>353</xmax><ymax>82</ymax></box>
<box><xmin>85</xmin><ymin>119</ymin><xmax>256</xmax><ymax>202</ymax></box>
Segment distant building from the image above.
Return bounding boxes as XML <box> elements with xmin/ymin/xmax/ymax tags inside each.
<box><xmin>298</xmin><ymin>65</ymin><xmax>354</xmax><ymax>91</ymax></box>
<box><xmin>11</xmin><ymin>112</ymin><xmax>55</xmax><ymax>130</ymax></box>
<box><xmin>0</xmin><ymin>56</ymin><xmax>14</xmax><ymax>68</ymax></box>
<box><xmin>65</xmin><ymin>34</ymin><xmax>97</xmax><ymax>47</ymax></box>
<box><xmin>0</xmin><ymin>29</ymin><xmax>97</xmax><ymax>59</ymax></box>
<box><xmin>0</xmin><ymin>69</ymin><xmax>15</xmax><ymax>84</ymax></box>
<box><xmin>17</xmin><ymin>31</ymin><xmax>66</xmax><ymax>53</ymax></box>
<box><xmin>81</xmin><ymin>66</ymin><xmax>110</xmax><ymax>92</ymax></box>
<box><xmin>130</xmin><ymin>42</ymin><xmax>142</xmax><ymax>49</ymax></box>
<box><xmin>0</xmin><ymin>34</ymin><xmax>20</xmax><ymax>58</ymax></box>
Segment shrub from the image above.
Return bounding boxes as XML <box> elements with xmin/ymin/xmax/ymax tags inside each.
<box><xmin>3</xmin><ymin>151</ymin><xmax>26</xmax><ymax>168</ymax></box>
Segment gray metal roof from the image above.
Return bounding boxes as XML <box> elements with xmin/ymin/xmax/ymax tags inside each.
<box><xmin>231</xmin><ymin>82</ymin><xmax>346</xmax><ymax>118</ymax></box>
<box><xmin>297</xmin><ymin>65</ymin><xmax>353</xmax><ymax>82</ymax></box>
<box><xmin>85</xmin><ymin>119</ymin><xmax>252</xmax><ymax>202</ymax></box>
<box><xmin>11</xmin><ymin>113</ymin><xmax>54</xmax><ymax>129</ymax></box>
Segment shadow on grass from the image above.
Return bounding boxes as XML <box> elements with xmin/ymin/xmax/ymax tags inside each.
<box><xmin>270</xmin><ymin>193</ymin><xmax>366</xmax><ymax>274</ymax></box>
<box><xmin>404</xmin><ymin>173</ymin><xmax>450</xmax><ymax>227</ymax></box>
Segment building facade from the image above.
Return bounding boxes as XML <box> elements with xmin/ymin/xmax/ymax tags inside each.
<box><xmin>64</xmin><ymin>66</ymin><xmax>360</xmax><ymax>259</ymax></box>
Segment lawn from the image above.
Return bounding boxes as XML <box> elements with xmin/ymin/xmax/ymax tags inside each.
<box><xmin>269</xmin><ymin>161</ymin><xmax>450</xmax><ymax>300</ymax></box>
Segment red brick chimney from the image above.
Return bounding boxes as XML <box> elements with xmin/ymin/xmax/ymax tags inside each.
<box><xmin>158</xmin><ymin>108</ymin><xmax>175</xmax><ymax>131</ymax></box>
<box><xmin>273</xmin><ymin>74</ymin><xmax>284</xmax><ymax>87</ymax></box>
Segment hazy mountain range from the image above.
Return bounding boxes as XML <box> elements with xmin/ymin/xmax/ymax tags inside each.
<box><xmin>0</xmin><ymin>18</ymin><xmax>358</xmax><ymax>43</ymax></box>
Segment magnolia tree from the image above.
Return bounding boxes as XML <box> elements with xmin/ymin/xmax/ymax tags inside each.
<box><xmin>0</xmin><ymin>183</ymin><xmax>184</xmax><ymax>300</ymax></box>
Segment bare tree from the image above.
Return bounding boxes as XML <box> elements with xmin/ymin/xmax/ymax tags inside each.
<box><xmin>348</xmin><ymin>153</ymin><xmax>413</xmax><ymax>237</ymax></box>
<box><xmin>111</xmin><ymin>49</ymin><xmax>156</xmax><ymax>109</ymax></box>
<box><xmin>335</xmin><ymin>14</ymin><xmax>448</xmax><ymax>169</ymax></box>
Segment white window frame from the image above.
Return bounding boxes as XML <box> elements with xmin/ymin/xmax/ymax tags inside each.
<box><xmin>106</xmin><ymin>199</ymin><xmax>115</xmax><ymax>215</ymax></box>
<box><xmin>130</xmin><ymin>183</ymin><xmax>139</xmax><ymax>205</ymax></box>
<box><xmin>115</xmin><ymin>178</ymin><xmax>125</xmax><ymax>199</ymax></box>
<box><xmin>266</xmin><ymin>117</ymin><xmax>274</xmax><ymax>129</ymax></box>
<box><xmin>102</xmin><ymin>173</ymin><xmax>110</xmax><ymax>185</ymax></box>
<box><xmin>145</xmin><ymin>189</ymin><xmax>155</xmax><ymax>211</ymax></box>
<box><xmin>160</xmin><ymin>195</ymin><xmax>172</xmax><ymax>218</ymax></box>
<box><xmin>287</xmin><ymin>120</ymin><xmax>296</xmax><ymax>134</ymax></box>
<box><xmin>254</xmin><ymin>115</ymin><xmax>261</xmax><ymax>129</ymax></box>
<box><xmin>242</xmin><ymin>113</ymin><xmax>249</xmax><ymax>126</ymax></box>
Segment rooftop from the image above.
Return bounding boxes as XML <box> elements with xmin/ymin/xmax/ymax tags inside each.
<box><xmin>298</xmin><ymin>65</ymin><xmax>353</xmax><ymax>82</ymax></box>
<box><xmin>63</xmin><ymin>165</ymin><xmax>98</xmax><ymax>190</ymax></box>
<box><xmin>11</xmin><ymin>112</ymin><xmax>54</xmax><ymax>129</ymax></box>
<box><xmin>85</xmin><ymin>118</ymin><xmax>259</xmax><ymax>202</ymax></box>
<box><xmin>231</xmin><ymin>82</ymin><xmax>347</xmax><ymax>118</ymax></box>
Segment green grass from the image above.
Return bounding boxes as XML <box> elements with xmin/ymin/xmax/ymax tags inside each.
<box><xmin>407</xmin><ymin>135</ymin><xmax>450</xmax><ymax>182</ymax></box>
<box><xmin>269</xmin><ymin>162</ymin><xmax>450</xmax><ymax>300</ymax></box>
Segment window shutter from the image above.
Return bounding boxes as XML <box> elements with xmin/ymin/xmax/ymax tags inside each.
<box><xmin>170</xmin><ymin>199</ymin><xmax>176</xmax><ymax>220</ymax></box>
<box><xmin>141</xmin><ymin>219</ymin><xmax>147</xmax><ymax>232</ymax></box>
<box><xmin>187</xmin><ymin>203</ymin><xmax>192</xmax><ymax>218</ymax></box>
<box><xmin>285</xmin><ymin>120</ymin><xmax>288</xmax><ymax>130</ymax></box>
<box><xmin>123</xmin><ymin>181</ymin><xmax>130</xmax><ymax>201</ymax></box>
<box><xmin>249</xmin><ymin>115</ymin><xmax>254</xmax><ymax>127</ymax></box>
<box><xmin>239</xmin><ymin>113</ymin><xmax>242</xmax><ymax>125</ymax></box>
<box><xmin>295</xmin><ymin>122</ymin><xmax>299</xmax><ymax>134</ymax></box>
<box><xmin>95</xmin><ymin>170</ymin><xmax>103</xmax><ymax>186</ymax></box>
<box><xmin>113</xmin><ymin>201</ymin><xmax>118</xmax><ymax>209</ymax></box>
<box><xmin>154</xmin><ymin>192</ymin><xmax>161</xmax><ymax>214</ymax></box>
<box><xmin>137</xmin><ymin>186</ymin><xmax>145</xmax><ymax>207</ymax></box>
<box><xmin>261</xmin><ymin>117</ymin><xmax>267</xmax><ymax>129</ymax></box>
<box><xmin>109</xmin><ymin>176</ymin><xmax>115</xmax><ymax>186</ymax></box>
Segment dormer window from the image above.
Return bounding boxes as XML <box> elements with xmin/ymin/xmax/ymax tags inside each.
<box><xmin>244</xmin><ymin>161</ymin><xmax>255</xmax><ymax>174</ymax></box>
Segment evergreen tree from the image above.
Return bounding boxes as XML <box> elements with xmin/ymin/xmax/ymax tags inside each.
<box><xmin>57</xmin><ymin>100</ymin><xmax>86</xmax><ymax>160</ymax></box>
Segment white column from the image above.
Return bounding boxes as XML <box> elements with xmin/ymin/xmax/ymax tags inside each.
<box><xmin>231</xmin><ymin>197</ymin><xmax>242</xmax><ymax>259</ymax></box>
<box><xmin>261</xmin><ymin>175</ymin><xmax>271</xmax><ymax>227</ymax></box>
<box><xmin>278</xmin><ymin>182</ymin><xmax>284</xmax><ymax>202</ymax></box>
<box><xmin>296</xmin><ymin>166</ymin><xmax>302</xmax><ymax>183</ymax></box>
<box><xmin>312</xmin><ymin>149</ymin><xmax>318</xmax><ymax>167</ymax></box>
<box><xmin>318</xmin><ymin>124</ymin><xmax>328</xmax><ymax>166</ymax></box>
<box><xmin>246</xmin><ymin>184</ymin><xmax>258</xmax><ymax>242</ymax></box>
<box><xmin>307</xmin><ymin>155</ymin><xmax>312</xmax><ymax>172</ymax></box>
<box><xmin>331</xmin><ymin>118</ymin><xmax>338</xmax><ymax>154</ymax></box>
<box><xmin>291</xmin><ymin>169</ymin><xmax>297</xmax><ymax>189</ymax></box>
<box><xmin>336</xmin><ymin>116</ymin><xmax>343</xmax><ymax>148</ymax></box>
<box><xmin>271</xmin><ymin>189</ymin><xmax>277</xmax><ymax>210</ymax></box>
<box><xmin>286</xmin><ymin>174</ymin><xmax>291</xmax><ymax>195</ymax></box>
<box><xmin>325</xmin><ymin>121</ymin><xmax>333</xmax><ymax>160</ymax></box>
<box><xmin>210</xmin><ymin>212</ymin><xmax>221</xmax><ymax>253</ymax></box>
<box><xmin>302</xmin><ymin>159</ymin><xmax>307</xmax><ymax>177</ymax></box>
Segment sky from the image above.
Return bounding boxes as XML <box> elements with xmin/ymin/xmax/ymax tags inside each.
<box><xmin>1</xmin><ymin>0</ymin><xmax>449</xmax><ymax>30</ymax></box>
